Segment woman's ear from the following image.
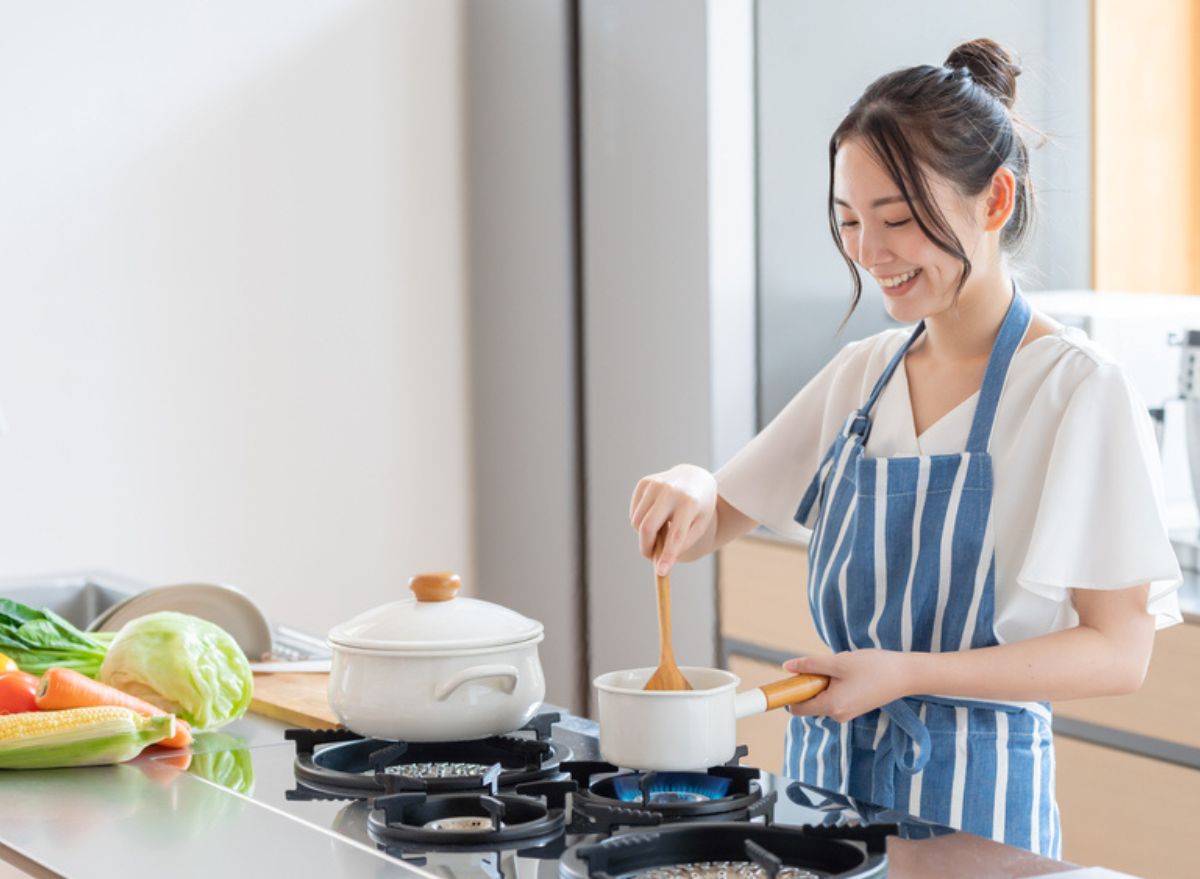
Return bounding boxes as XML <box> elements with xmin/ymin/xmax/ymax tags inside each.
<box><xmin>983</xmin><ymin>167</ymin><xmax>1017</xmax><ymax>232</ymax></box>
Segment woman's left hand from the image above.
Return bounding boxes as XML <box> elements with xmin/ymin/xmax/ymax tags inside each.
<box><xmin>783</xmin><ymin>650</ymin><xmax>916</xmax><ymax>724</ymax></box>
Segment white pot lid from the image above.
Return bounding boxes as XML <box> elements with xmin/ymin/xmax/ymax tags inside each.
<box><xmin>327</xmin><ymin>572</ymin><xmax>544</xmax><ymax>652</ymax></box>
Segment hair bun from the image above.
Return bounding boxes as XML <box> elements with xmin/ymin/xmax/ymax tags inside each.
<box><xmin>945</xmin><ymin>38</ymin><xmax>1020</xmax><ymax>109</ymax></box>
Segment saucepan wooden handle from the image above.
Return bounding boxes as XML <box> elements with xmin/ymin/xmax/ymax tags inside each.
<box><xmin>759</xmin><ymin>674</ymin><xmax>829</xmax><ymax>710</ymax></box>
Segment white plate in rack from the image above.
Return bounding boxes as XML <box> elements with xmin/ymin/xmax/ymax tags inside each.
<box><xmin>87</xmin><ymin>582</ymin><xmax>273</xmax><ymax>660</ymax></box>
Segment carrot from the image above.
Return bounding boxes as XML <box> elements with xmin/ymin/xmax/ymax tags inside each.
<box><xmin>35</xmin><ymin>667</ymin><xmax>192</xmax><ymax>749</ymax></box>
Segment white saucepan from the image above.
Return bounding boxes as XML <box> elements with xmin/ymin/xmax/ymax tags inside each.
<box><xmin>594</xmin><ymin>665</ymin><xmax>829</xmax><ymax>770</ymax></box>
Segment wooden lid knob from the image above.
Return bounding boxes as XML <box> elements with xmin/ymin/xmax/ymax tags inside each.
<box><xmin>409</xmin><ymin>572</ymin><xmax>461</xmax><ymax>603</ymax></box>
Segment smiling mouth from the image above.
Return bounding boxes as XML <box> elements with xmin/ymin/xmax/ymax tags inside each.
<box><xmin>877</xmin><ymin>268</ymin><xmax>921</xmax><ymax>288</ymax></box>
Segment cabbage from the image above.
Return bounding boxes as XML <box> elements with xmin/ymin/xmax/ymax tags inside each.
<box><xmin>188</xmin><ymin>733</ymin><xmax>255</xmax><ymax>794</ymax></box>
<box><xmin>99</xmin><ymin>612</ymin><xmax>253</xmax><ymax>731</ymax></box>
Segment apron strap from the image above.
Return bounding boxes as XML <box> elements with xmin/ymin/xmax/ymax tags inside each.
<box><xmin>965</xmin><ymin>284</ymin><xmax>1032</xmax><ymax>453</ymax></box>
<box><xmin>850</xmin><ymin>279</ymin><xmax>1032</xmax><ymax>449</ymax></box>
<box><xmin>870</xmin><ymin>699</ymin><xmax>930</xmax><ymax>808</ymax></box>
<box><xmin>850</xmin><ymin>321</ymin><xmax>927</xmax><ymax>437</ymax></box>
<box><xmin>868</xmin><ymin>693</ymin><xmax>1051</xmax><ymax>807</ymax></box>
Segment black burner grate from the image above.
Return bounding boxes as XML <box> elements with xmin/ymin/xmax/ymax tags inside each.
<box><xmin>564</xmin><ymin>748</ymin><xmax>773</xmax><ymax>831</ymax></box>
<box><xmin>286</xmin><ymin>712</ymin><xmax>569</xmax><ymax>800</ymax></box>
<box><xmin>561</xmin><ymin>823</ymin><xmax>893</xmax><ymax>879</ymax></box>
<box><xmin>367</xmin><ymin>789</ymin><xmax>566</xmax><ymax>847</ymax></box>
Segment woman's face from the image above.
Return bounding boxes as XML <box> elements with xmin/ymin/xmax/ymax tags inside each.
<box><xmin>833</xmin><ymin>137</ymin><xmax>986</xmax><ymax>324</ymax></box>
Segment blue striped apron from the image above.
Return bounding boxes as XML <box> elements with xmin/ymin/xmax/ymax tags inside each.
<box><xmin>785</xmin><ymin>289</ymin><xmax>1061</xmax><ymax>857</ymax></box>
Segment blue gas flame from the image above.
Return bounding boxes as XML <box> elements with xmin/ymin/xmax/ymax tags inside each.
<box><xmin>611</xmin><ymin>772</ymin><xmax>733</xmax><ymax>803</ymax></box>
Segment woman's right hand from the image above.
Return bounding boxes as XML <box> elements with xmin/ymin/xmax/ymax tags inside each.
<box><xmin>629</xmin><ymin>464</ymin><xmax>718</xmax><ymax>576</ymax></box>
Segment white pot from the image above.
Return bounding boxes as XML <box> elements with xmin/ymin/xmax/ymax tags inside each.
<box><xmin>594</xmin><ymin>665</ymin><xmax>828</xmax><ymax>770</ymax></box>
<box><xmin>327</xmin><ymin>572</ymin><xmax>546</xmax><ymax>741</ymax></box>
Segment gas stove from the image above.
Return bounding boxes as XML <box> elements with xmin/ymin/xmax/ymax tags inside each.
<box><xmin>252</xmin><ymin>711</ymin><xmax>952</xmax><ymax>879</ymax></box>
<box><xmin>0</xmin><ymin>707</ymin><xmax>1077</xmax><ymax>878</ymax></box>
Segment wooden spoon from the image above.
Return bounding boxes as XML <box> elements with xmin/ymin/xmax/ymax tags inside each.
<box><xmin>643</xmin><ymin>528</ymin><xmax>693</xmax><ymax>691</ymax></box>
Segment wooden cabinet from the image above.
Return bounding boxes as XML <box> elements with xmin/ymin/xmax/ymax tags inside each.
<box><xmin>729</xmin><ymin>654</ymin><xmax>790</xmax><ymax>774</ymax></box>
<box><xmin>718</xmin><ymin>536</ymin><xmax>824</xmax><ymax>656</ymax></box>
<box><xmin>1053</xmin><ymin>622</ymin><xmax>1200</xmax><ymax>749</ymax></box>
<box><xmin>1094</xmin><ymin>0</ymin><xmax>1200</xmax><ymax>296</ymax></box>
<box><xmin>1055</xmin><ymin>737</ymin><xmax>1200</xmax><ymax>879</ymax></box>
<box><xmin>717</xmin><ymin>533</ymin><xmax>1200</xmax><ymax>878</ymax></box>
<box><xmin>718</xmin><ymin>535</ymin><xmax>820</xmax><ymax>781</ymax></box>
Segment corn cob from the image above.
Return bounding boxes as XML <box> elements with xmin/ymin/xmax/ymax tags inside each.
<box><xmin>0</xmin><ymin>706</ymin><xmax>174</xmax><ymax>769</ymax></box>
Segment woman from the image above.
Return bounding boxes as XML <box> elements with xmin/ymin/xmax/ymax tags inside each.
<box><xmin>628</xmin><ymin>39</ymin><xmax>1181</xmax><ymax>858</ymax></box>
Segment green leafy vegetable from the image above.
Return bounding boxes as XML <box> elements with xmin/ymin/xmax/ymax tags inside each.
<box><xmin>100</xmin><ymin>612</ymin><xmax>253</xmax><ymax>732</ymax></box>
<box><xmin>0</xmin><ymin>598</ymin><xmax>110</xmax><ymax>678</ymax></box>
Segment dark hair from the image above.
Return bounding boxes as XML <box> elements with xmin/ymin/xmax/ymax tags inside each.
<box><xmin>828</xmin><ymin>38</ymin><xmax>1037</xmax><ymax>318</ymax></box>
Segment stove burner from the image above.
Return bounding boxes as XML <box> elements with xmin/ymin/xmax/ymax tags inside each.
<box><xmin>368</xmin><ymin>790</ymin><xmax>565</xmax><ymax>847</ymax></box>
<box><xmin>611</xmin><ymin>772</ymin><xmax>733</xmax><ymax>803</ymax></box>
<box><xmin>286</xmin><ymin>712</ymin><xmax>569</xmax><ymax>799</ymax></box>
<box><xmin>563</xmin><ymin>752</ymin><xmax>773</xmax><ymax>830</ymax></box>
<box><xmin>561</xmin><ymin>823</ymin><xmax>892</xmax><ymax>879</ymax></box>
<box><xmin>422</xmin><ymin>815</ymin><xmax>503</xmax><ymax>832</ymax></box>
<box><xmin>636</xmin><ymin>862</ymin><xmax>818</xmax><ymax>879</ymax></box>
<box><xmin>384</xmin><ymin>762</ymin><xmax>493</xmax><ymax>779</ymax></box>
<box><xmin>644</xmin><ymin>791</ymin><xmax>705</xmax><ymax>805</ymax></box>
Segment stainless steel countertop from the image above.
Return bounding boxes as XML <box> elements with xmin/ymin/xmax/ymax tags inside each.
<box><xmin>0</xmin><ymin>712</ymin><xmax>429</xmax><ymax>879</ymax></box>
<box><xmin>0</xmin><ymin>708</ymin><xmax>1075</xmax><ymax>879</ymax></box>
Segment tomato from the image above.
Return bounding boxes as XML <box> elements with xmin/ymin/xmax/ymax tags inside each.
<box><xmin>0</xmin><ymin>671</ymin><xmax>40</xmax><ymax>714</ymax></box>
<box><xmin>0</xmin><ymin>654</ymin><xmax>17</xmax><ymax>675</ymax></box>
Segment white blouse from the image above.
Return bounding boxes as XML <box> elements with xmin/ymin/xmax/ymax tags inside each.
<box><xmin>716</xmin><ymin>323</ymin><xmax>1183</xmax><ymax>643</ymax></box>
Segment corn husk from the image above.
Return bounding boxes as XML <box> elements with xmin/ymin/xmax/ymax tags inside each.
<box><xmin>0</xmin><ymin>707</ymin><xmax>174</xmax><ymax>769</ymax></box>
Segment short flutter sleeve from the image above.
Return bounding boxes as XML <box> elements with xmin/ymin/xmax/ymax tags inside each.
<box><xmin>715</xmin><ymin>339</ymin><xmax>866</xmax><ymax>538</ymax></box>
<box><xmin>1016</xmin><ymin>362</ymin><xmax>1182</xmax><ymax>629</ymax></box>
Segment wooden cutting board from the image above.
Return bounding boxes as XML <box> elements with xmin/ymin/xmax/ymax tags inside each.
<box><xmin>249</xmin><ymin>672</ymin><xmax>341</xmax><ymax>729</ymax></box>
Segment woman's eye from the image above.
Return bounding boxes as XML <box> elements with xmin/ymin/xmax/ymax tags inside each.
<box><xmin>839</xmin><ymin>220</ymin><xmax>859</xmax><ymax>229</ymax></box>
<box><xmin>885</xmin><ymin>218</ymin><xmax>912</xmax><ymax>228</ymax></box>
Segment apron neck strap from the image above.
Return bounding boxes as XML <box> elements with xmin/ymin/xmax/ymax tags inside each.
<box><xmin>853</xmin><ymin>281</ymin><xmax>1031</xmax><ymax>448</ymax></box>
<box><xmin>856</xmin><ymin>321</ymin><xmax>926</xmax><ymax>426</ymax></box>
<box><xmin>965</xmin><ymin>284</ymin><xmax>1032</xmax><ymax>453</ymax></box>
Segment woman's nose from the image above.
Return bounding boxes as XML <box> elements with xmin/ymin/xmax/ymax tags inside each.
<box><xmin>856</xmin><ymin>225</ymin><xmax>891</xmax><ymax>268</ymax></box>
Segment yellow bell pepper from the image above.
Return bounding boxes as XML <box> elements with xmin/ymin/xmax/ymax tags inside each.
<box><xmin>0</xmin><ymin>654</ymin><xmax>17</xmax><ymax>675</ymax></box>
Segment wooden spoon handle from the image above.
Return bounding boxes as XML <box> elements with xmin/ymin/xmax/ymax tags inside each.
<box><xmin>652</xmin><ymin>530</ymin><xmax>673</xmax><ymax>665</ymax></box>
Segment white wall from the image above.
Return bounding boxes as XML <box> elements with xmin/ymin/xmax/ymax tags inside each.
<box><xmin>0</xmin><ymin>0</ymin><xmax>472</xmax><ymax>637</ymax></box>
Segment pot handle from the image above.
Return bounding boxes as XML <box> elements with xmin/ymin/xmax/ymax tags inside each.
<box><xmin>434</xmin><ymin>664</ymin><xmax>520</xmax><ymax>701</ymax></box>
<box><xmin>733</xmin><ymin>674</ymin><xmax>829</xmax><ymax>719</ymax></box>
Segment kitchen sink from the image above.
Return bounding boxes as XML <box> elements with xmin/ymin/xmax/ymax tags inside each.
<box><xmin>0</xmin><ymin>570</ymin><xmax>330</xmax><ymax>661</ymax></box>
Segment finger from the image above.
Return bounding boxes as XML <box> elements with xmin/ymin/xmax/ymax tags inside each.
<box><xmin>638</xmin><ymin>500</ymin><xmax>672</xmax><ymax>559</ymax></box>
<box><xmin>783</xmin><ymin>654</ymin><xmax>838</xmax><ymax>677</ymax></box>
<box><xmin>653</xmin><ymin>524</ymin><xmax>668</xmax><ymax>560</ymax></box>
<box><xmin>684</xmin><ymin>511</ymin><xmax>709</xmax><ymax>543</ymax></box>
<box><xmin>629</xmin><ymin>479</ymin><xmax>650</xmax><ymax>523</ymax></box>
<box><xmin>786</xmin><ymin>689</ymin><xmax>833</xmax><ymax>717</ymax></box>
<box><xmin>657</xmin><ymin>504</ymin><xmax>697</xmax><ymax>574</ymax></box>
<box><xmin>672</xmin><ymin>513</ymin><xmax>710</xmax><ymax>562</ymax></box>
<box><xmin>630</xmin><ymin>484</ymin><xmax>661</xmax><ymax>532</ymax></box>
